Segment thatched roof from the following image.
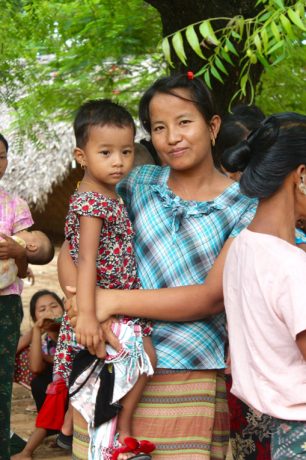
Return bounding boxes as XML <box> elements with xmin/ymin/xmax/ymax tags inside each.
<box><xmin>2</xmin><ymin>121</ymin><xmax>76</xmax><ymax>211</ymax></box>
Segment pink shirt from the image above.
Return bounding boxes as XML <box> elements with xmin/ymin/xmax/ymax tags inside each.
<box><xmin>0</xmin><ymin>187</ymin><xmax>33</xmax><ymax>295</ymax></box>
<box><xmin>223</xmin><ymin>228</ymin><xmax>306</xmax><ymax>420</ymax></box>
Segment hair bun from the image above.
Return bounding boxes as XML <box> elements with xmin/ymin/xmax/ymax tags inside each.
<box><xmin>221</xmin><ymin>139</ymin><xmax>252</xmax><ymax>172</ymax></box>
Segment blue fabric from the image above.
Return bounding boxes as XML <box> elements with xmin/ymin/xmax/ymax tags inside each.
<box><xmin>118</xmin><ymin>165</ymin><xmax>257</xmax><ymax>370</ymax></box>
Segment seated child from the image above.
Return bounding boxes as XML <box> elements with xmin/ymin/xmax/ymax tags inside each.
<box><xmin>0</xmin><ymin>230</ymin><xmax>54</xmax><ymax>290</ymax></box>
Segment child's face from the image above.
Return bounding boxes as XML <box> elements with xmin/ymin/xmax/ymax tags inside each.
<box><xmin>0</xmin><ymin>141</ymin><xmax>8</xmax><ymax>180</ymax></box>
<box><xmin>149</xmin><ymin>89</ymin><xmax>220</xmax><ymax>173</ymax></box>
<box><xmin>34</xmin><ymin>294</ymin><xmax>63</xmax><ymax>321</ymax></box>
<box><xmin>76</xmin><ymin>124</ymin><xmax>135</xmax><ymax>191</ymax></box>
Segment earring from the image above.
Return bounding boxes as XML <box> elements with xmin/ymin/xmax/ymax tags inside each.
<box><xmin>81</xmin><ymin>163</ymin><xmax>86</xmax><ymax>170</ymax></box>
<box><xmin>298</xmin><ymin>176</ymin><xmax>306</xmax><ymax>195</ymax></box>
<box><xmin>211</xmin><ymin>136</ymin><xmax>216</xmax><ymax>147</ymax></box>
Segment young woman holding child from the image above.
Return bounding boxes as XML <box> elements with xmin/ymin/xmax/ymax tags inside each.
<box><xmin>0</xmin><ymin>132</ymin><xmax>33</xmax><ymax>460</ymax></box>
<box><xmin>61</xmin><ymin>73</ymin><xmax>259</xmax><ymax>459</ymax></box>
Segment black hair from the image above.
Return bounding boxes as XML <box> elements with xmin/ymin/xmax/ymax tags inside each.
<box><xmin>139</xmin><ymin>74</ymin><xmax>217</xmax><ymax>134</ymax></box>
<box><xmin>230</xmin><ymin>104</ymin><xmax>265</xmax><ymax>131</ymax></box>
<box><xmin>73</xmin><ymin>99</ymin><xmax>136</xmax><ymax>149</ymax></box>
<box><xmin>29</xmin><ymin>289</ymin><xmax>64</xmax><ymax>322</ymax></box>
<box><xmin>214</xmin><ymin>104</ymin><xmax>265</xmax><ymax>169</ymax></box>
<box><xmin>221</xmin><ymin>112</ymin><xmax>306</xmax><ymax>199</ymax></box>
<box><xmin>0</xmin><ymin>133</ymin><xmax>9</xmax><ymax>152</ymax></box>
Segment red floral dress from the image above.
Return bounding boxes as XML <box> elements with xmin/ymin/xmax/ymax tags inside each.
<box><xmin>54</xmin><ymin>191</ymin><xmax>152</xmax><ymax>384</ymax></box>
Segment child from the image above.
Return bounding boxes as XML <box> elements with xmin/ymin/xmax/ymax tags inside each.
<box><xmin>12</xmin><ymin>290</ymin><xmax>65</xmax><ymax>460</ymax></box>
<box><xmin>0</xmin><ymin>230</ymin><xmax>54</xmax><ymax>290</ymax></box>
<box><xmin>222</xmin><ymin>113</ymin><xmax>306</xmax><ymax>459</ymax></box>
<box><xmin>59</xmin><ymin>99</ymin><xmax>155</xmax><ymax>459</ymax></box>
<box><xmin>0</xmin><ymin>132</ymin><xmax>34</xmax><ymax>460</ymax></box>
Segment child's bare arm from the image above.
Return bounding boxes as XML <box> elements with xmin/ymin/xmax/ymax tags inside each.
<box><xmin>75</xmin><ymin>215</ymin><xmax>103</xmax><ymax>352</ymax></box>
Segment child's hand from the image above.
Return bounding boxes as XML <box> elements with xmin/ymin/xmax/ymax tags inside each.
<box><xmin>75</xmin><ymin>314</ymin><xmax>102</xmax><ymax>354</ymax></box>
<box><xmin>0</xmin><ymin>233</ymin><xmax>26</xmax><ymax>260</ymax></box>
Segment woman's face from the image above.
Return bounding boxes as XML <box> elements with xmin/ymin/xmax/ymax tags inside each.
<box><xmin>149</xmin><ymin>89</ymin><xmax>220</xmax><ymax>173</ymax></box>
<box><xmin>0</xmin><ymin>141</ymin><xmax>8</xmax><ymax>180</ymax></box>
<box><xmin>34</xmin><ymin>294</ymin><xmax>63</xmax><ymax>321</ymax></box>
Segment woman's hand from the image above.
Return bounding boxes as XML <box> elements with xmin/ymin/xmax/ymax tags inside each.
<box><xmin>65</xmin><ymin>288</ymin><xmax>120</xmax><ymax>357</ymax></box>
<box><xmin>0</xmin><ymin>233</ymin><xmax>25</xmax><ymax>260</ymax></box>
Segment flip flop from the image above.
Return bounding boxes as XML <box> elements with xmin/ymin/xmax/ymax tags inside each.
<box><xmin>112</xmin><ymin>437</ymin><xmax>155</xmax><ymax>460</ymax></box>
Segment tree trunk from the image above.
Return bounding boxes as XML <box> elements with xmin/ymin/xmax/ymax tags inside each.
<box><xmin>145</xmin><ymin>0</ymin><xmax>263</xmax><ymax>114</ymax></box>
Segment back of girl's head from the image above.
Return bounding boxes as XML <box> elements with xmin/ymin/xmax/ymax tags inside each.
<box><xmin>0</xmin><ymin>133</ymin><xmax>9</xmax><ymax>152</ymax></box>
<box><xmin>74</xmin><ymin>99</ymin><xmax>136</xmax><ymax>149</ymax></box>
<box><xmin>139</xmin><ymin>74</ymin><xmax>216</xmax><ymax>134</ymax></box>
<box><xmin>221</xmin><ymin>112</ymin><xmax>306</xmax><ymax>199</ymax></box>
<box><xmin>29</xmin><ymin>289</ymin><xmax>64</xmax><ymax>322</ymax></box>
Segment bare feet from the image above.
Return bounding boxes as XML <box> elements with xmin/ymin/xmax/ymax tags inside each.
<box><xmin>11</xmin><ymin>450</ymin><xmax>32</xmax><ymax>460</ymax></box>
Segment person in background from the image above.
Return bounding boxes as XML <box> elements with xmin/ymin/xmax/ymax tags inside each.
<box><xmin>0</xmin><ymin>132</ymin><xmax>33</xmax><ymax>460</ymax></box>
<box><xmin>222</xmin><ymin>112</ymin><xmax>306</xmax><ymax>459</ymax></box>
<box><xmin>12</xmin><ymin>290</ymin><xmax>65</xmax><ymax>460</ymax></box>
<box><xmin>0</xmin><ymin>230</ymin><xmax>54</xmax><ymax>291</ymax></box>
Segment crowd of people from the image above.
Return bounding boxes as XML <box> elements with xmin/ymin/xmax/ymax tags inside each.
<box><xmin>1</xmin><ymin>72</ymin><xmax>306</xmax><ymax>460</ymax></box>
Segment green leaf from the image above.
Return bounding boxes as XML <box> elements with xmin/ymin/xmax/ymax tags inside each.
<box><xmin>267</xmin><ymin>39</ymin><xmax>284</xmax><ymax>55</ymax></box>
<box><xmin>185</xmin><ymin>25</ymin><xmax>205</xmax><ymax>59</ymax></box>
<box><xmin>261</xmin><ymin>27</ymin><xmax>269</xmax><ymax>52</ymax></box>
<box><xmin>231</xmin><ymin>31</ymin><xmax>241</xmax><ymax>40</ymax></box>
<box><xmin>172</xmin><ymin>31</ymin><xmax>187</xmax><ymax>65</ymax></box>
<box><xmin>257</xmin><ymin>53</ymin><xmax>270</xmax><ymax>67</ymax></box>
<box><xmin>211</xmin><ymin>65</ymin><xmax>224</xmax><ymax>83</ymax></box>
<box><xmin>271</xmin><ymin>21</ymin><xmax>281</xmax><ymax>42</ymax></box>
<box><xmin>215</xmin><ymin>56</ymin><xmax>228</xmax><ymax>75</ymax></box>
<box><xmin>203</xmin><ymin>70</ymin><xmax>212</xmax><ymax>89</ymax></box>
<box><xmin>221</xmin><ymin>48</ymin><xmax>235</xmax><ymax>66</ymax></box>
<box><xmin>240</xmin><ymin>73</ymin><xmax>248</xmax><ymax>96</ymax></box>
<box><xmin>253</xmin><ymin>33</ymin><xmax>262</xmax><ymax>53</ymax></box>
<box><xmin>279</xmin><ymin>13</ymin><xmax>296</xmax><ymax>39</ymax></box>
<box><xmin>161</xmin><ymin>37</ymin><xmax>173</xmax><ymax>66</ymax></box>
<box><xmin>287</xmin><ymin>8</ymin><xmax>306</xmax><ymax>31</ymax></box>
<box><xmin>199</xmin><ymin>20</ymin><xmax>220</xmax><ymax>46</ymax></box>
<box><xmin>225</xmin><ymin>38</ymin><xmax>239</xmax><ymax>56</ymax></box>
<box><xmin>272</xmin><ymin>0</ymin><xmax>284</xmax><ymax>8</ymax></box>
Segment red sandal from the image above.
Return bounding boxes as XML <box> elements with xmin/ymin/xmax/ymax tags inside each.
<box><xmin>112</xmin><ymin>437</ymin><xmax>155</xmax><ymax>460</ymax></box>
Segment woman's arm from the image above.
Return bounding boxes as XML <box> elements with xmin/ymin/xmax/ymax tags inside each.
<box><xmin>94</xmin><ymin>237</ymin><xmax>232</xmax><ymax>322</ymax></box>
<box><xmin>16</xmin><ymin>329</ymin><xmax>33</xmax><ymax>353</ymax></box>
<box><xmin>0</xmin><ymin>232</ymin><xmax>28</xmax><ymax>278</ymax></box>
<box><xmin>29</xmin><ymin>321</ymin><xmax>46</xmax><ymax>374</ymax></box>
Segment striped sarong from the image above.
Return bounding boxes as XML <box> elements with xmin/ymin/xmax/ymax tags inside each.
<box><xmin>72</xmin><ymin>369</ymin><xmax>229</xmax><ymax>460</ymax></box>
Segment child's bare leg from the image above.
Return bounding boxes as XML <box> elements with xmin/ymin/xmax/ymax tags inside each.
<box><xmin>117</xmin><ymin>337</ymin><xmax>156</xmax><ymax>460</ymax></box>
<box><xmin>11</xmin><ymin>427</ymin><xmax>47</xmax><ymax>460</ymax></box>
<box><xmin>61</xmin><ymin>402</ymin><xmax>73</xmax><ymax>435</ymax></box>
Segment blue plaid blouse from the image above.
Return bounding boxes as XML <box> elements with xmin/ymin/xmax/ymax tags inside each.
<box><xmin>118</xmin><ymin>165</ymin><xmax>257</xmax><ymax>370</ymax></box>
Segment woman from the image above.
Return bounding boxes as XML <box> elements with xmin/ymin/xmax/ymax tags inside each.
<box><xmin>60</xmin><ymin>73</ymin><xmax>257</xmax><ymax>459</ymax></box>
<box><xmin>222</xmin><ymin>113</ymin><xmax>306</xmax><ymax>458</ymax></box>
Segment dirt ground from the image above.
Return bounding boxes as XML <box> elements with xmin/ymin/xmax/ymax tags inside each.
<box><xmin>11</xmin><ymin>247</ymin><xmax>70</xmax><ymax>460</ymax></box>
